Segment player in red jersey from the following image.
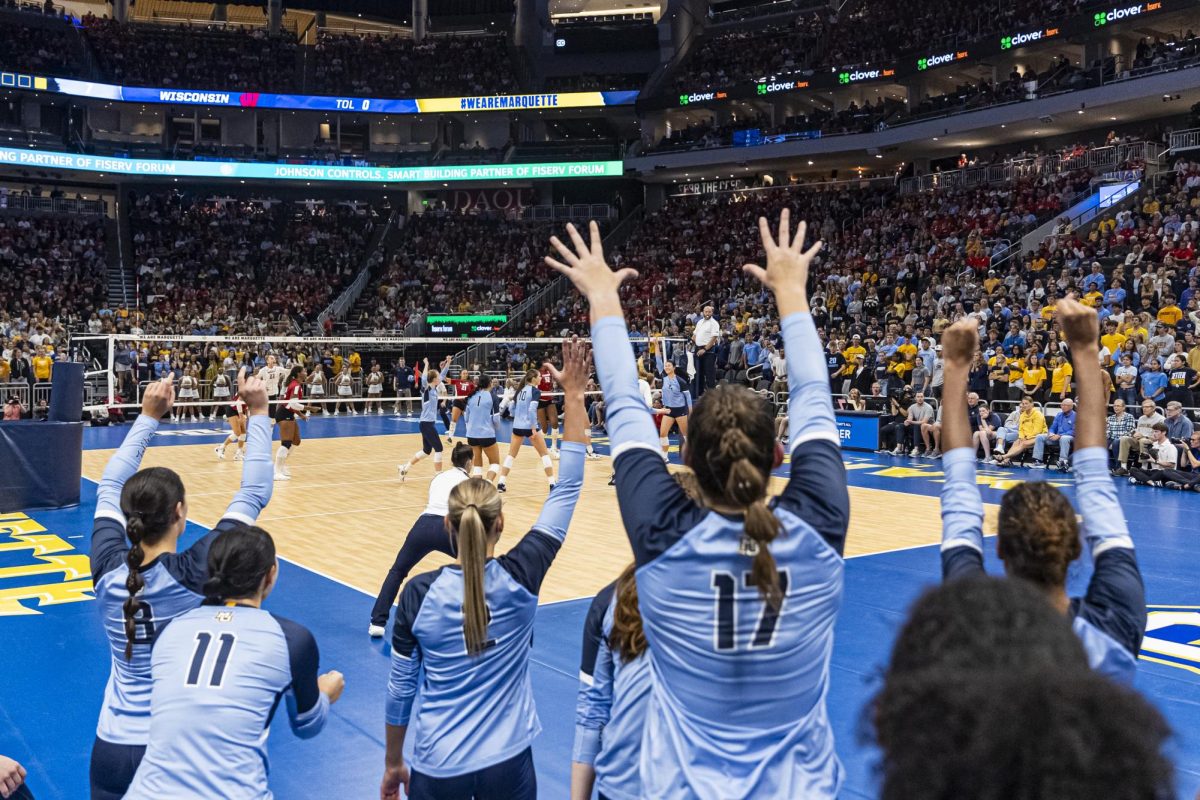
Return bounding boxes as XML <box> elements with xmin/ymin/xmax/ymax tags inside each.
<box><xmin>537</xmin><ymin>363</ymin><xmax>560</xmax><ymax>456</ymax></box>
<box><xmin>274</xmin><ymin>365</ymin><xmax>311</xmax><ymax>481</ymax></box>
<box><xmin>447</xmin><ymin>369</ymin><xmax>475</xmax><ymax>443</ymax></box>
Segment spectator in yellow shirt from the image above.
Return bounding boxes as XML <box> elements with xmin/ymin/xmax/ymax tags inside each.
<box><xmin>31</xmin><ymin>349</ymin><xmax>53</xmax><ymax>382</ymax></box>
<box><xmin>1157</xmin><ymin>297</ymin><xmax>1183</xmax><ymax>326</ymax></box>
<box><xmin>996</xmin><ymin>397</ymin><xmax>1048</xmax><ymax>466</ymax></box>
<box><xmin>1048</xmin><ymin>354</ymin><xmax>1073</xmax><ymax>402</ymax></box>
<box><xmin>1082</xmin><ymin>289</ymin><xmax>1104</xmax><ymax>308</ymax></box>
<box><xmin>0</xmin><ymin>357</ymin><xmax>9</xmax><ymax>381</ymax></box>
<box><xmin>842</xmin><ymin>338</ymin><xmax>866</xmax><ymax>365</ymax></box>
<box><xmin>349</xmin><ymin>351</ymin><xmax>363</xmax><ymax>377</ymax></box>
<box><xmin>1022</xmin><ymin>353</ymin><xmax>1048</xmax><ymax>403</ymax></box>
<box><xmin>1006</xmin><ymin>347</ymin><xmax>1027</xmax><ymax>401</ymax></box>
<box><xmin>1100</xmin><ymin>322</ymin><xmax>1126</xmax><ymax>364</ymax></box>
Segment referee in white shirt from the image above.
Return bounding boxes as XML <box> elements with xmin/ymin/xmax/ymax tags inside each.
<box><xmin>692</xmin><ymin>305</ymin><xmax>720</xmax><ymax>398</ymax></box>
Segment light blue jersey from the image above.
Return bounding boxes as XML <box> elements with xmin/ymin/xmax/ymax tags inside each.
<box><xmin>89</xmin><ymin>413</ymin><xmax>273</xmax><ymax>745</ymax></box>
<box><xmin>124</xmin><ymin>605</ymin><xmax>329</xmax><ymax>799</ymax></box>
<box><xmin>386</xmin><ymin>443</ymin><xmax>586</xmax><ymax>777</ymax></box>
<box><xmin>420</xmin><ymin>372</ymin><xmax>444</xmax><ymax>423</ymax></box>
<box><xmin>593</xmin><ymin>312</ymin><xmax>850</xmax><ymax>799</ymax></box>
<box><xmin>464</xmin><ymin>389</ymin><xmax>496</xmax><ymax>439</ymax></box>
<box><xmin>660</xmin><ymin>374</ymin><xmax>691</xmax><ymax>410</ymax></box>
<box><xmin>513</xmin><ymin>385</ymin><xmax>540</xmax><ymax>431</ymax></box>
<box><xmin>573</xmin><ymin>583</ymin><xmax>651</xmax><ymax>800</ymax></box>
<box><xmin>940</xmin><ymin>446</ymin><xmax>1144</xmax><ymax>683</ymax></box>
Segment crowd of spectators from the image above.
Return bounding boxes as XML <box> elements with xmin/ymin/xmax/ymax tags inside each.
<box><xmin>119</xmin><ymin>192</ymin><xmax>375</xmax><ymax>337</ymax></box>
<box><xmin>0</xmin><ymin>4</ymin><xmax>82</xmax><ymax>76</ymax></box>
<box><xmin>82</xmin><ymin>15</ymin><xmax>300</xmax><ymax>90</ymax></box>
<box><xmin>309</xmin><ymin>32</ymin><xmax>516</xmax><ymax>98</ymax></box>
<box><xmin>544</xmin><ymin>72</ymin><xmax>647</xmax><ymax>92</ymax></box>
<box><xmin>349</xmin><ymin>212</ymin><xmax>557</xmax><ymax>332</ymax></box>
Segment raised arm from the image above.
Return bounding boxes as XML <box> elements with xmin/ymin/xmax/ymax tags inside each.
<box><xmin>1057</xmin><ymin>299</ymin><xmax>1144</xmax><ymax>654</ymax></box>
<box><xmin>499</xmin><ymin>339</ymin><xmax>590</xmax><ymax>593</ymax></box>
<box><xmin>937</xmin><ymin>319</ymin><xmax>987</xmax><ymax>581</ymax></box>
<box><xmin>743</xmin><ymin>211</ymin><xmax>849</xmax><ymax>554</ymax></box>
<box><xmin>91</xmin><ymin>378</ymin><xmax>175</xmax><ymax>578</ymax></box>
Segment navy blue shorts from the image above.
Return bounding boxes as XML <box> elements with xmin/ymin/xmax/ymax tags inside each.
<box><xmin>420</xmin><ymin>422</ymin><xmax>443</xmax><ymax>454</ymax></box>
<box><xmin>90</xmin><ymin>737</ymin><xmax>146</xmax><ymax>800</ymax></box>
<box><xmin>408</xmin><ymin>747</ymin><xmax>535</xmax><ymax>800</ymax></box>
<box><xmin>512</xmin><ymin>428</ymin><xmax>534</xmax><ymax>439</ymax></box>
<box><xmin>667</xmin><ymin>405</ymin><xmax>689</xmax><ymax>418</ymax></box>
<box><xmin>468</xmin><ymin>437</ymin><xmax>497</xmax><ymax>448</ymax></box>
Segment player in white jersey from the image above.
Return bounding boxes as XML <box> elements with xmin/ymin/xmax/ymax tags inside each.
<box><xmin>124</xmin><ymin>525</ymin><xmax>344</xmax><ymax>799</ymax></box>
<box><xmin>370</xmin><ymin>443</ymin><xmax>474</xmax><ymax>637</ymax></box>
<box><xmin>546</xmin><ymin>215</ymin><xmax>850</xmax><ymax>798</ymax></box>
<box><xmin>256</xmin><ymin>353</ymin><xmax>286</xmax><ymax>403</ymax></box>
<box><xmin>88</xmin><ymin>371</ymin><xmax>273</xmax><ymax>800</ymax></box>
<box><xmin>938</xmin><ymin>300</ymin><xmax>1146</xmax><ymax>682</ymax></box>
<box><xmin>496</xmin><ymin>368</ymin><xmax>556</xmax><ymax>493</ymax></box>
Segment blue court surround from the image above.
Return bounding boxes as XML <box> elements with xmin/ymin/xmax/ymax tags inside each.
<box><xmin>2</xmin><ymin>414</ymin><xmax>1198</xmax><ymax>799</ymax></box>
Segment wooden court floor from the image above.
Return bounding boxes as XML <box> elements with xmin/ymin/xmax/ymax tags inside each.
<box><xmin>81</xmin><ymin>433</ymin><xmax>999</xmax><ymax>604</ymax></box>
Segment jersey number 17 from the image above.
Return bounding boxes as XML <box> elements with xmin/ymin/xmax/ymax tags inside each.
<box><xmin>711</xmin><ymin>569</ymin><xmax>789</xmax><ymax>652</ymax></box>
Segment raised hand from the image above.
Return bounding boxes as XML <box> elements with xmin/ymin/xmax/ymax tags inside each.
<box><xmin>141</xmin><ymin>376</ymin><xmax>175</xmax><ymax>419</ymax></box>
<box><xmin>237</xmin><ymin>367</ymin><xmax>270</xmax><ymax>417</ymax></box>
<box><xmin>1056</xmin><ymin>297</ymin><xmax>1100</xmax><ymax>351</ymax></box>
<box><xmin>742</xmin><ymin>208</ymin><xmax>823</xmax><ymax>315</ymax></box>
<box><xmin>545</xmin><ymin>222</ymin><xmax>638</xmax><ymax>316</ymax></box>
<box><xmin>940</xmin><ymin>318</ymin><xmax>980</xmax><ymax>369</ymax></box>
<box><xmin>546</xmin><ymin>336</ymin><xmax>590</xmax><ymax>397</ymax></box>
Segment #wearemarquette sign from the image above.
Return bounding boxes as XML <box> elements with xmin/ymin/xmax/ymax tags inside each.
<box><xmin>0</xmin><ymin>147</ymin><xmax>624</xmax><ymax>183</ymax></box>
<box><xmin>0</xmin><ymin>72</ymin><xmax>638</xmax><ymax>115</ymax></box>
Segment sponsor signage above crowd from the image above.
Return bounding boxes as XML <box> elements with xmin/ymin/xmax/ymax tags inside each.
<box><xmin>0</xmin><ymin>71</ymin><xmax>638</xmax><ymax>115</ymax></box>
<box><xmin>658</xmin><ymin>0</ymin><xmax>1189</xmax><ymax>109</ymax></box>
<box><xmin>0</xmin><ymin>146</ymin><xmax>624</xmax><ymax>183</ymax></box>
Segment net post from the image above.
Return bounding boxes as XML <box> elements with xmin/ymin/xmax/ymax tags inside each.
<box><xmin>106</xmin><ymin>335</ymin><xmax>115</xmax><ymax>406</ymax></box>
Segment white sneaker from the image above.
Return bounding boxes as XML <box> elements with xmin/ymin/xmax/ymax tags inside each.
<box><xmin>930</xmin><ymin>450</ymin><xmax>942</xmax><ymax>459</ymax></box>
<box><xmin>1031</xmin><ymin>463</ymin><xmax>1046</xmax><ymax>470</ymax></box>
<box><xmin>551</xmin><ymin>448</ymin><xmax>560</xmax><ymax>459</ymax></box>
<box><xmin>586</xmin><ymin>451</ymin><xmax>601</xmax><ymax>460</ymax></box>
<box><xmin>892</xmin><ymin>446</ymin><xmax>904</xmax><ymax>455</ymax></box>
<box><xmin>208</xmin><ymin>414</ymin><xmax>215</xmax><ymax>421</ymax></box>
<box><xmin>910</xmin><ymin>447</ymin><xmax>920</xmax><ymax>457</ymax></box>
<box><xmin>274</xmin><ymin>472</ymin><xmax>290</xmax><ymax>481</ymax></box>
<box><xmin>214</xmin><ymin>446</ymin><xmax>225</xmax><ymax>460</ymax></box>
<box><xmin>377</xmin><ymin>409</ymin><xmax>384</xmax><ymax>415</ymax></box>
<box><xmin>333</xmin><ymin>410</ymin><xmax>340</xmax><ymax>416</ymax></box>
<box><xmin>368</xmin><ymin>624</ymin><xmax>385</xmax><ymax>638</ymax></box>
<box><xmin>352</xmin><ymin>410</ymin><xmax>359</xmax><ymax>415</ymax></box>
<box><xmin>170</xmin><ymin>415</ymin><xmax>178</xmax><ymax>423</ymax></box>
<box><xmin>234</xmin><ymin>450</ymin><xmax>244</xmax><ymax>461</ymax></box>
<box><xmin>398</xmin><ymin>464</ymin><xmax>409</xmax><ymax>482</ymax></box>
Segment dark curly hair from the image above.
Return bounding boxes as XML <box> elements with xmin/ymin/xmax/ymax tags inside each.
<box><xmin>997</xmin><ymin>482</ymin><xmax>1081</xmax><ymax>587</ymax></box>
<box><xmin>874</xmin><ymin>668</ymin><xmax>1174</xmax><ymax>800</ymax></box>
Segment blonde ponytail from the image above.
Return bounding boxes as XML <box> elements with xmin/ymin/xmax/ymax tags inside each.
<box><xmin>447</xmin><ymin>478</ymin><xmax>503</xmax><ymax>656</ymax></box>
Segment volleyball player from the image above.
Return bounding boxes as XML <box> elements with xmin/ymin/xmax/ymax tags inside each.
<box><xmin>545</xmin><ymin>214</ymin><xmax>850</xmax><ymax>797</ymax></box>
<box><xmin>399</xmin><ymin>355</ymin><xmax>454</xmax><ymax>481</ymax></box>
<box><xmin>365</xmin><ymin>361</ymin><xmax>385</xmax><ymax>414</ymax></box>
<box><xmin>274</xmin><ymin>365</ymin><xmax>311</xmax><ymax>482</ymax></box>
<box><xmin>370</xmin><ymin>443</ymin><xmax>474</xmax><ymax>637</ymax></box>
<box><xmin>537</xmin><ymin>362</ymin><xmax>561</xmax><ymax>457</ymax></box>
<box><xmin>257</xmin><ymin>353</ymin><xmax>286</xmax><ymax>408</ymax></box>
<box><xmin>448</xmin><ymin>368</ymin><xmax>475</xmax><ymax>442</ymax></box>
<box><xmin>657</xmin><ymin>360</ymin><xmax>692</xmax><ymax>454</ymax></box>
<box><xmin>496</xmin><ymin>369</ymin><xmax>556</xmax><ymax>493</ymax></box>
<box><xmin>214</xmin><ymin>391</ymin><xmax>247</xmax><ymax>461</ymax></box>
<box><xmin>333</xmin><ymin>364</ymin><xmax>355</xmax><ymax>415</ymax></box>
<box><xmin>380</xmin><ymin>338</ymin><xmax>589</xmax><ymax>800</ymax></box>
<box><xmin>571</xmin><ymin>562</ymin><xmax>650</xmax><ymax>800</ymax></box>
<box><xmin>938</xmin><ymin>298</ymin><xmax>1146</xmax><ymax>682</ymax></box>
<box><xmin>88</xmin><ymin>370</ymin><xmax>272</xmax><ymax>800</ymax></box>
<box><xmin>464</xmin><ymin>374</ymin><xmax>502</xmax><ymax>482</ymax></box>
<box><xmin>122</xmin><ymin>525</ymin><xmax>344</xmax><ymax>798</ymax></box>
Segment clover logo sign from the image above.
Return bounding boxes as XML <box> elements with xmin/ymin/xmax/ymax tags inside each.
<box><xmin>679</xmin><ymin>94</ymin><xmax>689</xmax><ymax>105</ymax></box>
<box><xmin>917</xmin><ymin>58</ymin><xmax>928</xmax><ymax>70</ymax></box>
<box><xmin>1001</xmin><ymin>36</ymin><xmax>1012</xmax><ymax>49</ymax></box>
<box><xmin>1094</xmin><ymin>11</ymin><xmax>1107</xmax><ymax>25</ymax></box>
<box><xmin>838</xmin><ymin>72</ymin><xmax>850</xmax><ymax>84</ymax></box>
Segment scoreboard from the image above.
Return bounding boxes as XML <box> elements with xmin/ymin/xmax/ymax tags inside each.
<box><xmin>426</xmin><ymin>314</ymin><xmax>508</xmax><ymax>337</ymax></box>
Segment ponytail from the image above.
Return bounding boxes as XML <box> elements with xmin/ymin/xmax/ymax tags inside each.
<box><xmin>119</xmin><ymin>467</ymin><xmax>186</xmax><ymax>661</ymax></box>
<box><xmin>609</xmin><ymin>563</ymin><xmax>647</xmax><ymax>662</ymax></box>
<box><xmin>685</xmin><ymin>385</ymin><xmax>782</xmax><ymax>610</ymax></box>
<box><xmin>122</xmin><ymin>514</ymin><xmax>147</xmax><ymax>661</ymax></box>
<box><xmin>447</xmin><ymin>478</ymin><xmax>503</xmax><ymax>657</ymax></box>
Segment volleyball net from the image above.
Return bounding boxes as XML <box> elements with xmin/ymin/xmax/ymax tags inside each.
<box><xmin>68</xmin><ymin>332</ymin><xmax>690</xmax><ymax>415</ymax></box>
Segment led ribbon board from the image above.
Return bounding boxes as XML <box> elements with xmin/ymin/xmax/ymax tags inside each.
<box><xmin>0</xmin><ymin>147</ymin><xmax>624</xmax><ymax>183</ymax></box>
<box><xmin>426</xmin><ymin>314</ymin><xmax>509</xmax><ymax>336</ymax></box>
<box><xmin>0</xmin><ymin>73</ymin><xmax>638</xmax><ymax>115</ymax></box>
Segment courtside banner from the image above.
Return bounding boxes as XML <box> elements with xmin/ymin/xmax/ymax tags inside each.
<box><xmin>0</xmin><ymin>72</ymin><xmax>638</xmax><ymax>114</ymax></box>
<box><xmin>0</xmin><ymin>147</ymin><xmax>624</xmax><ymax>183</ymax></box>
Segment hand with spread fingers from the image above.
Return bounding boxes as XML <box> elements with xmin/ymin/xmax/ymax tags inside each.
<box><xmin>546</xmin><ymin>336</ymin><xmax>590</xmax><ymax>399</ymax></box>
<box><xmin>545</xmin><ymin>221</ymin><xmax>638</xmax><ymax>321</ymax></box>
<box><xmin>741</xmin><ymin>208</ymin><xmax>823</xmax><ymax>316</ymax></box>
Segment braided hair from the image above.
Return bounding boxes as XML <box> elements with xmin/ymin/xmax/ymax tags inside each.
<box><xmin>119</xmin><ymin>467</ymin><xmax>185</xmax><ymax>660</ymax></box>
<box><xmin>685</xmin><ymin>384</ymin><xmax>783</xmax><ymax>610</ymax></box>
